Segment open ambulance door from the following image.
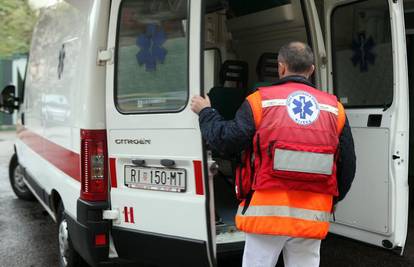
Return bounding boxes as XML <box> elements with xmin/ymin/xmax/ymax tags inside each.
<box><xmin>323</xmin><ymin>0</ymin><xmax>409</xmax><ymax>253</ymax></box>
<box><xmin>105</xmin><ymin>1</ymin><xmax>214</xmax><ymax>266</ymax></box>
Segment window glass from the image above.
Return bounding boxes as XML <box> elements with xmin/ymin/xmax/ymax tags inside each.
<box><xmin>116</xmin><ymin>0</ymin><xmax>189</xmax><ymax>113</ymax></box>
<box><xmin>332</xmin><ymin>0</ymin><xmax>393</xmax><ymax>107</ymax></box>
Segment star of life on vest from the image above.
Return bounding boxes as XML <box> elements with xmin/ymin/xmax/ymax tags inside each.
<box><xmin>235</xmin><ymin>82</ymin><xmax>345</xmax><ymax>201</ymax></box>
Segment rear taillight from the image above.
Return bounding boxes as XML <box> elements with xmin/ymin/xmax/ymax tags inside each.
<box><xmin>80</xmin><ymin>129</ymin><xmax>108</xmax><ymax>201</ymax></box>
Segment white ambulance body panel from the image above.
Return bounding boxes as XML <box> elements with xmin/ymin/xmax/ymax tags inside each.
<box><xmin>16</xmin><ymin>0</ymin><xmax>109</xmax><ymax>218</ymax></box>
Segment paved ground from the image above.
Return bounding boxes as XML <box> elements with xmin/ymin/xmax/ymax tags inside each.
<box><xmin>0</xmin><ymin>131</ymin><xmax>58</xmax><ymax>267</ymax></box>
<box><xmin>0</xmin><ymin>130</ymin><xmax>414</xmax><ymax>267</ymax></box>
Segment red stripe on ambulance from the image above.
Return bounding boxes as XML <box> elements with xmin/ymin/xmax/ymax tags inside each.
<box><xmin>123</xmin><ymin>206</ymin><xmax>135</xmax><ymax>223</ymax></box>
<box><xmin>124</xmin><ymin>206</ymin><xmax>129</xmax><ymax>223</ymax></box>
<box><xmin>129</xmin><ymin>207</ymin><xmax>135</xmax><ymax>223</ymax></box>
<box><xmin>109</xmin><ymin>158</ymin><xmax>118</xmax><ymax>188</ymax></box>
<box><xmin>18</xmin><ymin>129</ymin><xmax>81</xmax><ymax>181</ymax></box>
<box><xmin>193</xmin><ymin>160</ymin><xmax>204</xmax><ymax>195</ymax></box>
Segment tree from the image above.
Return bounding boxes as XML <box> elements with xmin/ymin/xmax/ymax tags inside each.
<box><xmin>0</xmin><ymin>0</ymin><xmax>36</xmax><ymax>58</ymax></box>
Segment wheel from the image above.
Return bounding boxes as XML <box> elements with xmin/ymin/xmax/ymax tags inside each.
<box><xmin>57</xmin><ymin>203</ymin><xmax>88</xmax><ymax>267</ymax></box>
<box><xmin>9</xmin><ymin>154</ymin><xmax>35</xmax><ymax>201</ymax></box>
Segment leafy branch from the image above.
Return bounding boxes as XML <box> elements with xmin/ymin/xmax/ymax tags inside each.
<box><xmin>0</xmin><ymin>0</ymin><xmax>36</xmax><ymax>58</ymax></box>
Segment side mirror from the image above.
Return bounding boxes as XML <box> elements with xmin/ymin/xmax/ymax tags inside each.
<box><xmin>0</xmin><ymin>85</ymin><xmax>19</xmax><ymax>114</ymax></box>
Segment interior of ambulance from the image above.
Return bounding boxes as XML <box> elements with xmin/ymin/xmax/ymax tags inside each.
<box><xmin>201</xmin><ymin>0</ymin><xmax>414</xmax><ymax>252</ymax></box>
<box><xmin>201</xmin><ymin>0</ymin><xmax>315</xmax><ymax>249</ymax></box>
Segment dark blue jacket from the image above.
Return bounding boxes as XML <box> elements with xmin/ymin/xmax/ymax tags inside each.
<box><xmin>199</xmin><ymin>76</ymin><xmax>356</xmax><ymax>202</ymax></box>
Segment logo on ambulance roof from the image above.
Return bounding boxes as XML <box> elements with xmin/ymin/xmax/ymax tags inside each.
<box><xmin>286</xmin><ymin>91</ymin><xmax>320</xmax><ymax>126</ymax></box>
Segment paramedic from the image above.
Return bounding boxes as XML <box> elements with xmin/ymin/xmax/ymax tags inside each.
<box><xmin>190</xmin><ymin>42</ymin><xmax>356</xmax><ymax>267</ymax></box>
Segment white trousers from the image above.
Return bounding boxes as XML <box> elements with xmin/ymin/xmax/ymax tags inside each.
<box><xmin>242</xmin><ymin>233</ymin><xmax>321</xmax><ymax>267</ymax></box>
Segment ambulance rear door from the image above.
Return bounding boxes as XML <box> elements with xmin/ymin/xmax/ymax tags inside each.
<box><xmin>105</xmin><ymin>1</ymin><xmax>214</xmax><ymax>266</ymax></box>
<box><xmin>323</xmin><ymin>0</ymin><xmax>409</xmax><ymax>252</ymax></box>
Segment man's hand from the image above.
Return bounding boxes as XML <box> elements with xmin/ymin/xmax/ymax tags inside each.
<box><xmin>191</xmin><ymin>95</ymin><xmax>211</xmax><ymax>114</ymax></box>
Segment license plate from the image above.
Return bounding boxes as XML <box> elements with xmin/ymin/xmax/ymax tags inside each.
<box><xmin>124</xmin><ymin>166</ymin><xmax>186</xmax><ymax>192</ymax></box>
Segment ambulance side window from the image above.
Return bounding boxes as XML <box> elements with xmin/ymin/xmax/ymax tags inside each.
<box><xmin>115</xmin><ymin>0</ymin><xmax>189</xmax><ymax>113</ymax></box>
<box><xmin>331</xmin><ymin>0</ymin><xmax>393</xmax><ymax>108</ymax></box>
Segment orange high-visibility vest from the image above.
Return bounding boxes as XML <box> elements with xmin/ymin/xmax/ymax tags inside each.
<box><xmin>235</xmin><ymin>83</ymin><xmax>346</xmax><ymax>239</ymax></box>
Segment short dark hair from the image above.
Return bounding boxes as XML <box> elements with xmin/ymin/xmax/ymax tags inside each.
<box><xmin>278</xmin><ymin>42</ymin><xmax>314</xmax><ymax>73</ymax></box>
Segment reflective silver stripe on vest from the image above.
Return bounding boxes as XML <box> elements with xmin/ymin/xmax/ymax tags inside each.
<box><xmin>262</xmin><ymin>99</ymin><xmax>338</xmax><ymax>115</ymax></box>
<box><xmin>262</xmin><ymin>99</ymin><xmax>286</xmax><ymax>108</ymax></box>
<box><xmin>237</xmin><ymin>205</ymin><xmax>331</xmax><ymax>222</ymax></box>
<box><xmin>319</xmin><ymin>104</ymin><xmax>338</xmax><ymax>115</ymax></box>
<box><xmin>274</xmin><ymin>148</ymin><xmax>334</xmax><ymax>175</ymax></box>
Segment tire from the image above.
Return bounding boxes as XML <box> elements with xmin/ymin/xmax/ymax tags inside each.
<box><xmin>57</xmin><ymin>203</ymin><xmax>89</xmax><ymax>267</ymax></box>
<box><xmin>9</xmin><ymin>153</ymin><xmax>35</xmax><ymax>201</ymax></box>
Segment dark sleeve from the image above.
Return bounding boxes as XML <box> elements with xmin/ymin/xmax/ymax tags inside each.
<box><xmin>336</xmin><ymin>117</ymin><xmax>357</xmax><ymax>203</ymax></box>
<box><xmin>198</xmin><ymin>101</ymin><xmax>256</xmax><ymax>156</ymax></box>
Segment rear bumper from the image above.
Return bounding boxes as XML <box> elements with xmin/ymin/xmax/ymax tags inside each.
<box><xmin>66</xmin><ymin>199</ymin><xmax>112</xmax><ymax>267</ymax></box>
<box><xmin>67</xmin><ymin>199</ymin><xmax>243</xmax><ymax>266</ymax></box>
<box><xmin>67</xmin><ymin>200</ymin><xmax>209</xmax><ymax>266</ymax></box>
<box><xmin>111</xmin><ymin>227</ymin><xmax>211</xmax><ymax>267</ymax></box>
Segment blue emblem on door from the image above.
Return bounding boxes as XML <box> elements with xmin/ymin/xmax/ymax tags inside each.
<box><xmin>136</xmin><ymin>24</ymin><xmax>167</xmax><ymax>72</ymax></box>
<box><xmin>351</xmin><ymin>32</ymin><xmax>376</xmax><ymax>72</ymax></box>
<box><xmin>286</xmin><ymin>91</ymin><xmax>320</xmax><ymax>125</ymax></box>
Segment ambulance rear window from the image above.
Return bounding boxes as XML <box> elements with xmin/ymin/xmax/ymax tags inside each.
<box><xmin>331</xmin><ymin>0</ymin><xmax>393</xmax><ymax>108</ymax></box>
<box><xmin>115</xmin><ymin>0</ymin><xmax>189</xmax><ymax>113</ymax></box>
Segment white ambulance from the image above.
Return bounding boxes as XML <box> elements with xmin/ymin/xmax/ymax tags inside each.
<box><xmin>2</xmin><ymin>0</ymin><xmax>412</xmax><ymax>266</ymax></box>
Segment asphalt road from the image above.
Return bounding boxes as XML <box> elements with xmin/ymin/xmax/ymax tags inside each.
<box><xmin>0</xmin><ymin>131</ymin><xmax>58</xmax><ymax>267</ymax></box>
<box><xmin>1</xmin><ymin>130</ymin><xmax>414</xmax><ymax>267</ymax></box>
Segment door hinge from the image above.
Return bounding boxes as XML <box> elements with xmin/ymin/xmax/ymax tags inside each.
<box><xmin>321</xmin><ymin>55</ymin><xmax>328</xmax><ymax>66</ymax></box>
<box><xmin>207</xmin><ymin>151</ymin><xmax>219</xmax><ymax>176</ymax></box>
<box><xmin>103</xmin><ymin>209</ymin><xmax>121</xmax><ymax>224</ymax></box>
<box><xmin>97</xmin><ymin>48</ymin><xmax>114</xmax><ymax>66</ymax></box>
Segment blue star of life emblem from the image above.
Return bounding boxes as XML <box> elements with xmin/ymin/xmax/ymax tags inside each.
<box><xmin>351</xmin><ymin>32</ymin><xmax>376</xmax><ymax>72</ymax></box>
<box><xmin>136</xmin><ymin>24</ymin><xmax>167</xmax><ymax>72</ymax></box>
<box><xmin>286</xmin><ymin>91</ymin><xmax>320</xmax><ymax>125</ymax></box>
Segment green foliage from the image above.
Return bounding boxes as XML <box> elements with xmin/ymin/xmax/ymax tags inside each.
<box><xmin>0</xmin><ymin>0</ymin><xmax>36</xmax><ymax>58</ymax></box>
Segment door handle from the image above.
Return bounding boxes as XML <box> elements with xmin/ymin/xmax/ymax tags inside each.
<box><xmin>392</xmin><ymin>155</ymin><xmax>401</xmax><ymax>160</ymax></box>
<box><xmin>367</xmin><ymin>114</ymin><xmax>382</xmax><ymax>127</ymax></box>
